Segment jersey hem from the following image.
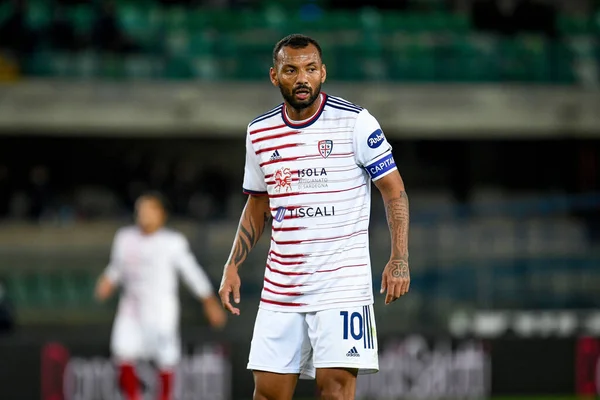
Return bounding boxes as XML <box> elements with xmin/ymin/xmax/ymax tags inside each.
<box><xmin>243</xmin><ymin>188</ymin><xmax>268</xmax><ymax>196</ymax></box>
<box><xmin>258</xmin><ymin>298</ymin><xmax>374</xmax><ymax>313</ymax></box>
<box><xmin>313</xmin><ymin>362</ymin><xmax>379</xmax><ymax>375</ymax></box>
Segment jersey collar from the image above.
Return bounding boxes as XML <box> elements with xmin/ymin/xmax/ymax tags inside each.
<box><xmin>281</xmin><ymin>92</ymin><xmax>328</xmax><ymax>129</ymax></box>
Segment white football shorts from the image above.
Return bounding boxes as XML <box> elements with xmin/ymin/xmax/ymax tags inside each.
<box><xmin>110</xmin><ymin>315</ymin><xmax>181</xmax><ymax>369</ymax></box>
<box><xmin>247</xmin><ymin>304</ymin><xmax>378</xmax><ymax>379</ymax></box>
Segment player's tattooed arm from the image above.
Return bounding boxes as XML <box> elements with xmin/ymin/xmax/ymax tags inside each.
<box><xmin>374</xmin><ymin>171</ymin><xmax>410</xmax><ymax>303</ymax></box>
<box><xmin>221</xmin><ymin>195</ymin><xmax>270</xmax><ymax>314</ymax></box>
<box><xmin>385</xmin><ymin>192</ymin><xmax>410</xmax><ymax>269</ymax></box>
<box><xmin>226</xmin><ymin>195</ymin><xmax>271</xmax><ymax>269</ymax></box>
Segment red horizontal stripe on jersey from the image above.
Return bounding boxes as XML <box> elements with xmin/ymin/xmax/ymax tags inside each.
<box><xmin>331</xmin><ymin>152</ymin><xmax>354</xmax><ymax>157</ymax></box>
<box><xmin>316</xmin><ymin>263</ymin><xmax>368</xmax><ymax>273</ymax></box>
<box><xmin>263</xmin><ymin>287</ymin><xmax>303</xmax><ymax>297</ymax></box>
<box><xmin>268</xmin><ymin>183</ymin><xmax>366</xmax><ymax>199</ymax></box>
<box><xmin>264</xmin><ymin>276</ymin><xmax>303</xmax><ymax>288</ymax></box>
<box><xmin>272</xmin><ymin>226</ymin><xmax>306</xmax><ymax>232</ymax></box>
<box><xmin>271</xmin><ymin>229</ymin><xmax>368</xmax><ymax>245</ymax></box>
<box><xmin>269</xmin><ymin>250</ymin><xmax>307</xmax><ymax>259</ymax></box>
<box><xmin>249</xmin><ymin>123</ymin><xmax>286</xmax><ymax>135</ymax></box>
<box><xmin>260</xmin><ymin>153</ymin><xmax>326</xmax><ymax>167</ymax></box>
<box><xmin>269</xmin><ymin>256</ymin><xmax>306</xmax><ymax>265</ymax></box>
<box><xmin>260</xmin><ymin>156</ymin><xmax>304</xmax><ymax>168</ymax></box>
<box><xmin>256</xmin><ymin>143</ymin><xmax>302</xmax><ymax>155</ymax></box>
<box><xmin>266</xmin><ymin>263</ymin><xmax>310</xmax><ymax>275</ymax></box>
<box><xmin>251</xmin><ymin>131</ymin><xmax>300</xmax><ymax>144</ymax></box>
<box><xmin>260</xmin><ymin>298</ymin><xmax>306</xmax><ymax>307</ymax></box>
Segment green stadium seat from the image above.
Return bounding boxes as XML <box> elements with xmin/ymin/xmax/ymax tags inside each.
<box><xmin>164</xmin><ymin>56</ymin><xmax>194</xmax><ymax>79</ymax></box>
<box><xmin>5</xmin><ymin>273</ymin><xmax>28</xmax><ymax>306</ymax></box>
<box><xmin>26</xmin><ymin>1</ymin><xmax>51</xmax><ymax>31</ymax></box>
<box><xmin>558</xmin><ymin>15</ymin><xmax>593</xmax><ymax>35</ymax></box>
<box><xmin>32</xmin><ymin>272</ymin><xmax>54</xmax><ymax>307</ymax></box>
<box><xmin>61</xmin><ymin>272</ymin><xmax>80</xmax><ymax>306</ymax></box>
<box><xmin>0</xmin><ymin>2</ymin><xmax>13</xmax><ymax>25</ymax></box>
<box><xmin>328</xmin><ymin>11</ymin><xmax>358</xmax><ymax>32</ymax></box>
<box><xmin>7</xmin><ymin>3</ymin><xmax>594</xmax><ymax>83</ymax></box>
<box><xmin>69</xmin><ymin>4</ymin><xmax>94</xmax><ymax>36</ymax></box>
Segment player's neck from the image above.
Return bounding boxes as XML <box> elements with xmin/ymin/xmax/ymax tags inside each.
<box><xmin>140</xmin><ymin>226</ymin><xmax>161</xmax><ymax>235</ymax></box>
<box><xmin>285</xmin><ymin>94</ymin><xmax>323</xmax><ymax>122</ymax></box>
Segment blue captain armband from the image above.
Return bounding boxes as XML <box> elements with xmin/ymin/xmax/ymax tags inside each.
<box><xmin>365</xmin><ymin>152</ymin><xmax>397</xmax><ymax>181</ymax></box>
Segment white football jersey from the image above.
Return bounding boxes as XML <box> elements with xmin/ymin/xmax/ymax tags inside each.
<box><xmin>243</xmin><ymin>93</ymin><xmax>397</xmax><ymax>312</ymax></box>
<box><xmin>103</xmin><ymin>226</ymin><xmax>213</xmax><ymax>329</ymax></box>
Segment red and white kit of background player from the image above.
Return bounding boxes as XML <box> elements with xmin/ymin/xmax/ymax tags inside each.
<box><xmin>219</xmin><ymin>34</ymin><xmax>411</xmax><ymax>400</ymax></box>
<box><xmin>95</xmin><ymin>192</ymin><xmax>226</xmax><ymax>400</ymax></box>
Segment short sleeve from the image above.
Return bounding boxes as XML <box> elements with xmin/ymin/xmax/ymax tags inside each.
<box><xmin>242</xmin><ymin>128</ymin><xmax>268</xmax><ymax>195</ymax></box>
<box><xmin>353</xmin><ymin>110</ymin><xmax>398</xmax><ymax>181</ymax></box>
<box><xmin>175</xmin><ymin>235</ymin><xmax>213</xmax><ymax>299</ymax></box>
<box><xmin>103</xmin><ymin>229</ymin><xmax>124</xmax><ymax>284</ymax></box>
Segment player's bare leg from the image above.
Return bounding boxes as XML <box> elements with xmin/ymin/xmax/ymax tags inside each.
<box><xmin>316</xmin><ymin>368</ymin><xmax>358</xmax><ymax>400</ymax></box>
<box><xmin>252</xmin><ymin>371</ymin><xmax>298</xmax><ymax>400</ymax></box>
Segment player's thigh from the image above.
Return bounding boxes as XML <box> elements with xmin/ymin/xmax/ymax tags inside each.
<box><xmin>248</xmin><ymin>308</ymin><xmax>313</xmax><ymax>378</ymax></box>
<box><xmin>110</xmin><ymin>316</ymin><xmax>146</xmax><ymax>363</ymax></box>
<box><xmin>152</xmin><ymin>330</ymin><xmax>181</xmax><ymax>370</ymax></box>
<box><xmin>307</xmin><ymin>304</ymin><xmax>379</xmax><ymax>374</ymax></box>
<box><xmin>315</xmin><ymin>367</ymin><xmax>358</xmax><ymax>400</ymax></box>
<box><xmin>253</xmin><ymin>371</ymin><xmax>298</xmax><ymax>400</ymax></box>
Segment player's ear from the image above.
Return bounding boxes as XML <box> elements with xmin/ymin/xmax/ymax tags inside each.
<box><xmin>269</xmin><ymin>67</ymin><xmax>279</xmax><ymax>87</ymax></box>
<box><xmin>321</xmin><ymin>63</ymin><xmax>327</xmax><ymax>84</ymax></box>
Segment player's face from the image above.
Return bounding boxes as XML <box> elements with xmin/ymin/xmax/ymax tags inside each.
<box><xmin>270</xmin><ymin>44</ymin><xmax>327</xmax><ymax>111</ymax></box>
<box><xmin>136</xmin><ymin>198</ymin><xmax>166</xmax><ymax>233</ymax></box>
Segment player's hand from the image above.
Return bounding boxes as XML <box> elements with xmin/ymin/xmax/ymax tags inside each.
<box><xmin>380</xmin><ymin>257</ymin><xmax>410</xmax><ymax>305</ymax></box>
<box><xmin>203</xmin><ymin>296</ymin><xmax>227</xmax><ymax>330</ymax></box>
<box><xmin>94</xmin><ymin>276</ymin><xmax>114</xmax><ymax>302</ymax></box>
<box><xmin>218</xmin><ymin>266</ymin><xmax>241</xmax><ymax>315</ymax></box>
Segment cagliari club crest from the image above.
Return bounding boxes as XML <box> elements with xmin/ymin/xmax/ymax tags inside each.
<box><xmin>318</xmin><ymin>140</ymin><xmax>333</xmax><ymax>158</ymax></box>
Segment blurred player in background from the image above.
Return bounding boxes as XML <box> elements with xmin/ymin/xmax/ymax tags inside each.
<box><xmin>219</xmin><ymin>34</ymin><xmax>410</xmax><ymax>400</ymax></box>
<box><xmin>95</xmin><ymin>192</ymin><xmax>226</xmax><ymax>400</ymax></box>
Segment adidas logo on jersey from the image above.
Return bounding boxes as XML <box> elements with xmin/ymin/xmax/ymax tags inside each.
<box><xmin>270</xmin><ymin>150</ymin><xmax>282</xmax><ymax>161</ymax></box>
<box><xmin>346</xmin><ymin>346</ymin><xmax>360</xmax><ymax>357</ymax></box>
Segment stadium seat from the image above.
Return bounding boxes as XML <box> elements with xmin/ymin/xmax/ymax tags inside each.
<box><xmin>558</xmin><ymin>15</ymin><xmax>593</xmax><ymax>36</ymax></box>
<box><xmin>3</xmin><ymin>2</ymin><xmax>595</xmax><ymax>83</ymax></box>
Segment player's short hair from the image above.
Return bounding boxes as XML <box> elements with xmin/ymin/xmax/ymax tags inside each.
<box><xmin>136</xmin><ymin>191</ymin><xmax>170</xmax><ymax>214</ymax></box>
<box><xmin>272</xmin><ymin>34</ymin><xmax>323</xmax><ymax>65</ymax></box>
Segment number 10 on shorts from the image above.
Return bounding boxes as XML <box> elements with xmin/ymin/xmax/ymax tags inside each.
<box><xmin>340</xmin><ymin>306</ymin><xmax>375</xmax><ymax>349</ymax></box>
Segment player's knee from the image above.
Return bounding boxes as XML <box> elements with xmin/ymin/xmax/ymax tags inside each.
<box><xmin>252</xmin><ymin>388</ymin><xmax>282</xmax><ymax>400</ymax></box>
<box><xmin>317</xmin><ymin>368</ymin><xmax>357</xmax><ymax>400</ymax></box>
<box><xmin>319</xmin><ymin>385</ymin><xmax>345</xmax><ymax>400</ymax></box>
<box><xmin>252</xmin><ymin>371</ymin><xmax>296</xmax><ymax>400</ymax></box>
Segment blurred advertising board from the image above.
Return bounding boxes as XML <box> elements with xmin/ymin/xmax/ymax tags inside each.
<box><xmin>40</xmin><ymin>341</ymin><xmax>230</xmax><ymax>400</ymax></box>
<box><xmin>356</xmin><ymin>335</ymin><xmax>490</xmax><ymax>399</ymax></box>
<box><xmin>576</xmin><ymin>337</ymin><xmax>600</xmax><ymax>396</ymax></box>
<box><xmin>1</xmin><ymin>330</ymin><xmax>599</xmax><ymax>399</ymax></box>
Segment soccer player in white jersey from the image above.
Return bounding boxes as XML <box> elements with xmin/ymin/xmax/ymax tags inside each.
<box><xmin>219</xmin><ymin>34</ymin><xmax>410</xmax><ymax>400</ymax></box>
<box><xmin>95</xmin><ymin>192</ymin><xmax>226</xmax><ymax>400</ymax></box>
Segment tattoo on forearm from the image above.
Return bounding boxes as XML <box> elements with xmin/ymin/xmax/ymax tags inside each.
<box><xmin>385</xmin><ymin>191</ymin><xmax>410</xmax><ymax>259</ymax></box>
<box><xmin>229</xmin><ymin>211</ymin><xmax>271</xmax><ymax>268</ymax></box>
<box><xmin>232</xmin><ymin>222</ymin><xmax>255</xmax><ymax>267</ymax></box>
